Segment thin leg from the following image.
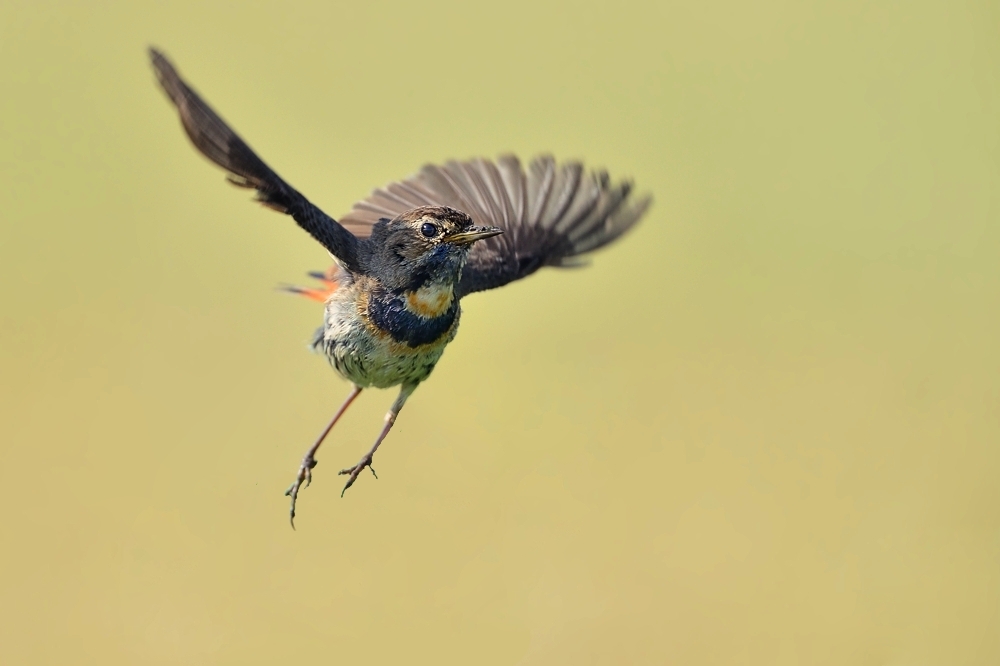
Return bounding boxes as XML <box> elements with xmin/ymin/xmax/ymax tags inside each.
<box><xmin>285</xmin><ymin>384</ymin><xmax>362</xmax><ymax>528</ymax></box>
<box><xmin>338</xmin><ymin>383</ymin><xmax>418</xmax><ymax>496</ymax></box>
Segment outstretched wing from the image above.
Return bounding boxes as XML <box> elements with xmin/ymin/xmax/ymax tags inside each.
<box><xmin>339</xmin><ymin>155</ymin><xmax>651</xmax><ymax>297</ymax></box>
<box><xmin>148</xmin><ymin>48</ymin><xmax>365</xmax><ymax>273</ymax></box>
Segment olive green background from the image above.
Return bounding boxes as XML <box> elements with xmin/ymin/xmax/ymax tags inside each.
<box><xmin>1</xmin><ymin>1</ymin><xmax>997</xmax><ymax>664</ymax></box>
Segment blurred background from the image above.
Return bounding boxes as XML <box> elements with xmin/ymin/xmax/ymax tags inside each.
<box><xmin>1</xmin><ymin>0</ymin><xmax>998</xmax><ymax>664</ymax></box>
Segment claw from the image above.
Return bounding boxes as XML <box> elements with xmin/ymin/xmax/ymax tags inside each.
<box><xmin>338</xmin><ymin>455</ymin><xmax>376</xmax><ymax>497</ymax></box>
<box><xmin>285</xmin><ymin>454</ymin><xmax>318</xmax><ymax>529</ymax></box>
<box><xmin>285</xmin><ymin>482</ymin><xmax>299</xmax><ymax>529</ymax></box>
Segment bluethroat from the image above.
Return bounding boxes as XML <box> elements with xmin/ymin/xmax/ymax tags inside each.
<box><xmin>150</xmin><ymin>49</ymin><xmax>652</xmax><ymax>526</ymax></box>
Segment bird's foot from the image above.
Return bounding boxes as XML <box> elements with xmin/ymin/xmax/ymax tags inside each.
<box><xmin>284</xmin><ymin>452</ymin><xmax>319</xmax><ymax>528</ymax></box>
<box><xmin>338</xmin><ymin>454</ymin><xmax>378</xmax><ymax>496</ymax></box>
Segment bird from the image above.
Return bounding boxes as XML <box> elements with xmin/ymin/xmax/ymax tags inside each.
<box><xmin>149</xmin><ymin>48</ymin><xmax>652</xmax><ymax>526</ymax></box>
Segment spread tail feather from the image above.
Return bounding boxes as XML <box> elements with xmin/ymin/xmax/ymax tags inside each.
<box><xmin>279</xmin><ymin>266</ymin><xmax>340</xmax><ymax>303</ymax></box>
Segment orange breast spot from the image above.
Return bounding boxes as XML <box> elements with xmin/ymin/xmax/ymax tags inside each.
<box><xmin>405</xmin><ymin>283</ymin><xmax>455</xmax><ymax>318</ymax></box>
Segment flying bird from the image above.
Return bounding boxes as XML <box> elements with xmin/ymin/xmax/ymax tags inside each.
<box><xmin>149</xmin><ymin>48</ymin><xmax>651</xmax><ymax>526</ymax></box>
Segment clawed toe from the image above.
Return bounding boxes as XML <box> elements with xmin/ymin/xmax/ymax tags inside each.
<box><xmin>338</xmin><ymin>455</ymin><xmax>377</xmax><ymax>496</ymax></box>
<box><xmin>284</xmin><ymin>454</ymin><xmax>318</xmax><ymax>529</ymax></box>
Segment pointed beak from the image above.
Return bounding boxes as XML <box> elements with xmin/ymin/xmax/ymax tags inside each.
<box><xmin>446</xmin><ymin>225</ymin><xmax>504</xmax><ymax>245</ymax></box>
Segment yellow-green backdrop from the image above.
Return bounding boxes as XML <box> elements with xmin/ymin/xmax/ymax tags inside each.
<box><xmin>1</xmin><ymin>1</ymin><xmax>997</xmax><ymax>664</ymax></box>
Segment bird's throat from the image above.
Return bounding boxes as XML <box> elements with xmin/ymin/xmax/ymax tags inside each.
<box><xmin>366</xmin><ymin>281</ymin><xmax>460</xmax><ymax>348</ymax></box>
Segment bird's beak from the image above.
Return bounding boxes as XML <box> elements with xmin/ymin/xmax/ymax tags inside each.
<box><xmin>446</xmin><ymin>225</ymin><xmax>504</xmax><ymax>245</ymax></box>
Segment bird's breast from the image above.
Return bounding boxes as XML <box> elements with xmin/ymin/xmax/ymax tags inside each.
<box><xmin>365</xmin><ymin>282</ymin><xmax>460</xmax><ymax>349</ymax></box>
<box><xmin>317</xmin><ymin>278</ymin><xmax>459</xmax><ymax>389</ymax></box>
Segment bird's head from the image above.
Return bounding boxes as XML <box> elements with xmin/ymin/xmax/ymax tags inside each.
<box><xmin>366</xmin><ymin>206</ymin><xmax>503</xmax><ymax>291</ymax></box>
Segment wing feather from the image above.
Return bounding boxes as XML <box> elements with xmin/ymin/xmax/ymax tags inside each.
<box><xmin>496</xmin><ymin>154</ymin><xmax>528</xmax><ymax>225</ymax></box>
<box><xmin>526</xmin><ymin>155</ymin><xmax>557</xmax><ymax>227</ymax></box>
<box><xmin>149</xmin><ymin>48</ymin><xmax>365</xmax><ymax>272</ymax></box>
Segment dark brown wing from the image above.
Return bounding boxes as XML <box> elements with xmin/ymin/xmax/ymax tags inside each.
<box><xmin>340</xmin><ymin>155</ymin><xmax>651</xmax><ymax>297</ymax></box>
<box><xmin>148</xmin><ymin>48</ymin><xmax>364</xmax><ymax>273</ymax></box>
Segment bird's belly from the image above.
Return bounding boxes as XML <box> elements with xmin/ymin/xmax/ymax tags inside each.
<box><xmin>318</xmin><ymin>292</ymin><xmax>458</xmax><ymax>389</ymax></box>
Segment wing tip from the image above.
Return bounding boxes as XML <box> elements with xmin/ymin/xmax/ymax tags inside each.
<box><xmin>148</xmin><ymin>46</ymin><xmax>180</xmax><ymax>97</ymax></box>
<box><xmin>147</xmin><ymin>45</ymin><xmax>167</xmax><ymax>67</ymax></box>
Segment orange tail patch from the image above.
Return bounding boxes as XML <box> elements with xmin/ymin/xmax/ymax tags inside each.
<box><xmin>280</xmin><ymin>266</ymin><xmax>340</xmax><ymax>303</ymax></box>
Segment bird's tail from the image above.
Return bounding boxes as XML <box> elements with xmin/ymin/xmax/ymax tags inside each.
<box><xmin>279</xmin><ymin>265</ymin><xmax>340</xmax><ymax>303</ymax></box>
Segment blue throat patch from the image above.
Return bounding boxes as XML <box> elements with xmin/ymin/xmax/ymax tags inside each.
<box><xmin>368</xmin><ymin>287</ymin><xmax>459</xmax><ymax>347</ymax></box>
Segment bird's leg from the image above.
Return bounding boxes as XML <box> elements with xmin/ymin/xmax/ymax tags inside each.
<box><xmin>338</xmin><ymin>383</ymin><xmax>418</xmax><ymax>496</ymax></box>
<box><xmin>285</xmin><ymin>384</ymin><xmax>362</xmax><ymax>527</ymax></box>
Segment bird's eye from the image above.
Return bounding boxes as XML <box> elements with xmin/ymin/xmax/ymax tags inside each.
<box><xmin>420</xmin><ymin>222</ymin><xmax>438</xmax><ymax>238</ymax></box>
